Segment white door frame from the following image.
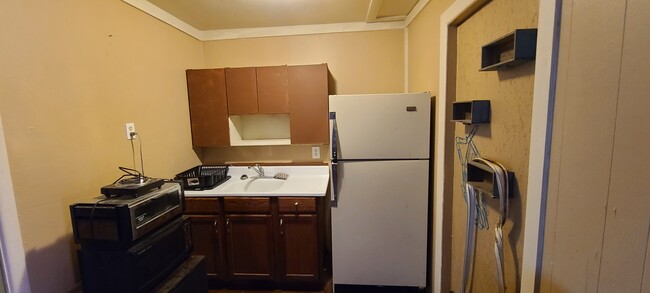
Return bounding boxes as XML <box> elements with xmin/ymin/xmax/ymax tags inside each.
<box><xmin>0</xmin><ymin>115</ymin><xmax>32</xmax><ymax>293</ymax></box>
<box><xmin>433</xmin><ymin>0</ymin><xmax>561</xmax><ymax>292</ymax></box>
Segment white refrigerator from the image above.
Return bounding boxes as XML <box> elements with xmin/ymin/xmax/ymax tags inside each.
<box><xmin>329</xmin><ymin>93</ymin><xmax>430</xmax><ymax>289</ymax></box>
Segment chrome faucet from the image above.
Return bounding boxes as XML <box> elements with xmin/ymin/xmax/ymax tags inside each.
<box><xmin>248</xmin><ymin>164</ymin><xmax>266</xmax><ymax>178</ymax></box>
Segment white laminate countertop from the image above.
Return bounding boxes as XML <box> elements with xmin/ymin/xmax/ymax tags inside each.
<box><xmin>184</xmin><ymin>166</ymin><xmax>330</xmax><ymax>197</ymax></box>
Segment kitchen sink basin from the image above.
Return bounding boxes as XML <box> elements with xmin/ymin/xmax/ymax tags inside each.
<box><xmin>222</xmin><ymin>178</ymin><xmax>286</xmax><ymax>193</ymax></box>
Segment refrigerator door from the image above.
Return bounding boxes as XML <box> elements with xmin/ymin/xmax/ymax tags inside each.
<box><xmin>331</xmin><ymin>160</ymin><xmax>429</xmax><ymax>287</ymax></box>
<box><xmin>329</xmin><ymin>93</ymin><xmax>431</xmax><ymax>160</ymax></box>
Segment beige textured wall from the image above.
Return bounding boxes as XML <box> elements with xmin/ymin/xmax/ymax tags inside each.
<box><xmin>0</xmin><ymin>0</ymin><xmax>203</xmax><ymax>291</ymax></box>
<box><xmin>541</xmin><ymin>0</ymin><xmax>650</xmax><ymax>292</ymax></box>
<box><xmin>450</xmin><ymin>0</ymin><xmax>538</xmax><ymax>292</ymax></box>
<box><xmin>199</xmin><ymin>30</ymin><xmax>405</xmax><ymax>164</ymax></box>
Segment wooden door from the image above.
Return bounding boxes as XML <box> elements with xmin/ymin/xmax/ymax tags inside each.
<box><xmin>278</xmin><ymin>214</ymin><xmax>320</xmax><ymax>283</ymax></box>
<box><xmin>257</xmin><ymin>65</ymin><xmax>289</xmax><ymax>113</ymax></box>
<box><xmin>186</xmin><ymin>69</ymin><xmax>229</xmax><ymax>147</ymax></box>
<box><xmin>541</xmin><ymin>0</ymin><xmax>650</xmax><ymax>292</ymax></box>
<box><xmin>225</xmin><ymin>214</ymin><xmax>275</xmax><ymax>280</ymax></box>
<box><xmin>288</xmin><ymin>64</ymin><xmax>329</xmax><ymax>144</ymax></box>
<box><xmin>225</xmin><ymin>67</ymin><xmax>258</xmax><ymax>114</ymax></box>
<box><xmin>188</xmin><ymin>215</ymin><xmax>225</xmax><ymax>280</ymax></box>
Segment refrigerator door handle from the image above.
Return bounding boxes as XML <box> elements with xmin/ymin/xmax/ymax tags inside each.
<box><xmin>331</xmin><ymin>162</ymin><xmax>338</xmax><ymax>204</ymax></box>
<box><xmin>330</xmin><ymin>112</ymin><xmax>338</xmax><ymax>204</ymax></box>
<box><xmin>330</xmin><ymin>112</ymin><xmax>338</xmax><ymax>162</ymax></box>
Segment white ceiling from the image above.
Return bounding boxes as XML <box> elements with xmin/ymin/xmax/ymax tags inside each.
<box><xmin>123</xmin><ymin>0</ymin><xmax>430</xmax><ymax>41</ymax></box>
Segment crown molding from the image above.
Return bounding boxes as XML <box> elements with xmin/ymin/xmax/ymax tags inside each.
<box><xmin>405</xmin><ymin>0</ymin><xmax>431</xmax><ymax>26</ymax></box>
<box><xmin>123</xmin><ymin>0</ymin><xmax>430</xmax><ymax>41</ymax></box>
<box><xmin>123</xmin><ymin>0</ymin><xmax>204</xmax><ymax>39</ymax></box>
<box><xmin>202</xmin><ymin>21</ymin><xmax>404</xmax><ymax>41</ymax></box>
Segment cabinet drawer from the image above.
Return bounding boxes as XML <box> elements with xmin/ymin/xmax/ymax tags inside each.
<box><xmin>278</xmin><ymin>197</ymin><xmax>316</xmax><ymax>213</ymax></box>
<box><xmin>224</xmin><ymin>197</ymin><xmax>270</xmax><ymax>213</ymax></box>
<box><xmin>185</xmin><ymin>197</ymin><xmax>220</xmax><ymax>214</ymax></box>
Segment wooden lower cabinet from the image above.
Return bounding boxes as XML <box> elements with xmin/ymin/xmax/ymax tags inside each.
<box><xmin>278</xmin><ymin>214</ymin><xmax>320</xmax><ymax>282</ymax></box>
<box><xmin>225</xmin><ymin>214</ymin><xmax>275</xmax><ymax>280</ymax></box>
<box><xmin>185</xmin><ymin>198</ymin><xmax>226</xmax><ymax>282</ymax></box>
<box><xmin>185</xmin><ymin>196</ymin><xmax>324</xmax><ymax>290</ymax></box>
<box><xmin>187</xmin><ymin>215</ymin><xmax>225</xmax><ymax>280</ymax></box>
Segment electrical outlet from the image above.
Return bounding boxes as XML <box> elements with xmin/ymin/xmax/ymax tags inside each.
<box><xmin>311</xmin><ymin>146</ymin><xmax>321</xmax><ymax>159</ymax></box>
<box><xmin>125</xmin><ymin>122</ymin><xmax>136</xmax><ymax>140</ymax></box>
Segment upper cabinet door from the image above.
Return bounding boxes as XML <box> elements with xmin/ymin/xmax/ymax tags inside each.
<box><xmin>225</xmin><ymin>67</ymin><xmax>258</xmax><ymax>115</ymax></box>
<box><xmin>186</xmin><ymin>69</ymin><xmax>230</xmax><ymax>147</ymax></box>
<box><xmin>257</xmin><ymin>66</ymin><xmax>289</xmax><ymax>114</ymax></box>
<box><xmin>288</xmin><ymin>64</ymin><xmax>329</xmax><ymax>144</ymax></box>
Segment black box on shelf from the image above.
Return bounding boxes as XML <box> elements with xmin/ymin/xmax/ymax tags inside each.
<box><xmin>467</xmin><ymin>160</ymin><xmax>514</xmax><ymax>198</ymax></box>
<box><xmin>452</xmin><ymin>100</ymin><xmax>491</xmax><ymax>125</ymax></box>
<box><xmin>480</xmin><ymin>28</ymin><xmax>537</xmax><ymax>71</ymax></box>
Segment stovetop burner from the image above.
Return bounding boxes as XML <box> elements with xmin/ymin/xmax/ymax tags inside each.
<box><xmin>115</xmin><ymin>177</ymin><xmax>156</xmax><ymax>187</ymax></box>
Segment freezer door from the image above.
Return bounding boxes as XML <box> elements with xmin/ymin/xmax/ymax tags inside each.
<box><xmin>329</xmin><ymin>93</ymin><xmax>431</xmax><ymax>160</ymax></box>
<box><xmin>331</xmin><ymin>160</ymin><xmax>429</xmax><ymax>287</ymax></box>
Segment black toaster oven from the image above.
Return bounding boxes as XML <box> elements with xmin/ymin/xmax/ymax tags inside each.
<box><xmin>70</xmin><ymin>181</ymin><xmax>184</xmax><ymax>246</ymax></box>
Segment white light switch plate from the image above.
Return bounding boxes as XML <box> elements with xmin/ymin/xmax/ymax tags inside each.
<box><xmin>312</xmin><ymin>146</ymin><xmax>321</xmax><ymax>159</ymax></box>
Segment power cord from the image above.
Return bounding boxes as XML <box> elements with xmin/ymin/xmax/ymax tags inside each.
<box><xmin>129</xmin><ymin>131</ymin><xmax>146</xmax><ymax>179</ymax></box>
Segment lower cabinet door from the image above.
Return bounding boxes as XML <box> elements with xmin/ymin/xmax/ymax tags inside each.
<box><xmin>225</xmin><ymin>214</ymin><xmax>275</xmax><ymax>280</ymax></box>
<box><xmin>278</xmin><ymin>214</ymin><xmax>320</xmax><ymax>282</ymax></box>
<box><xmin>188</xmin><ymin>215</ymin><xmax>224</xmax><ymax>279</ymax></box>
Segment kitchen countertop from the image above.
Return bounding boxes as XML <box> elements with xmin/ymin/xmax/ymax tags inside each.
<box><xmin>184</xmin><ymin>165</ymin><xmax>330</xmax><ymax>197</ymax></box>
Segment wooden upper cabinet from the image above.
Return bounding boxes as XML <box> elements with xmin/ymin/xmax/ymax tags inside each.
<box><xmin>257</xmin><ymin>66</ymin><xmax>289</xmax><ymax>114</ymax></box>
<box><xmin>225</xmin><ymin>67</ymin><xmax>259</xmax><ymax>114</ymax></box>
<box><xmin>288</xmin><ymin>64</ymin><xmax>329</xmax><ymax>144</ymax></box>
<box><xmin>226</xmin><ymin>66</ymin><xmax>290</xmax><ymax>115</ymax></box>
<box><xmin>186</xmin><ymin>69</ymin><xmax>230</xmax><ymax>147</ymax></box>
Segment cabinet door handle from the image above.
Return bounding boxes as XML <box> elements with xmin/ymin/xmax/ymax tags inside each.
<box><xmin>280</xmin><ymin>219</ymin><xmax>284</xmax><ymax>235</ymax></box>
<box><xmin>226</xmin><ymin>218</ymin><xmax>230</xmax><ymax>233</ymax></box>
<box><xmin>213</xmin><ymin>219</ymin><xmax>218</xmax><ymax>235</ymax></box>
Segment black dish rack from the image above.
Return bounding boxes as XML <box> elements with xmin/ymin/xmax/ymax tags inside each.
<box><xmin>174</xmin><ymin>165</ymin><xmax>230</xmax><ymax>191</ymax></box>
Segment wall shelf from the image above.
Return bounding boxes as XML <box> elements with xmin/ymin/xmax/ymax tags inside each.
<box><xmin>452</xmin><ymin>100</ymin><xmax>491</xmax><ymax>125</ymax></box>
<box><xmin>480</xmin><ymin>28</ymin><xmax>537</xmax><ymax>71</ymax></box>
<box><xmin>467</xmin><ymin>160</ymin><xmax>514</xmax><ymax>198</ymax></box>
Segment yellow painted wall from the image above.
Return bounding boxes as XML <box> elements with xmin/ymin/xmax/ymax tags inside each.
<box><xmin>203</xmin><ymin>30</ymin><xmax>405</xmax><ymax>95</ymax></box>
<box><xmin>0</xmin><ymin>0</ymin><xmax>203</xmax><ymax>291</ymax></box>
<box><xmin>450</xmin><ymin>0</ymin><xmax>538</xmax><ymax>292</ymax></box>
<box><xmin>407</xmin><ymin>0</ymin><xmax>455</xmax><ymax>95</ymax></box>
<box><xmin>200</xmin><ymin>30</ymin><xmax>405</xmax><ymax>164</ymax></box>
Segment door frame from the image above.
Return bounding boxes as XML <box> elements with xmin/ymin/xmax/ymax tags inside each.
<box><xmin>433</xmin><ymin>0</ymin><xmax>561</xmax><ymax>292</ymax></box>
<box><xmin>0</xmin><ymin>115</ymin><xmax>32</xmax><ymax>292</ymax></box>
